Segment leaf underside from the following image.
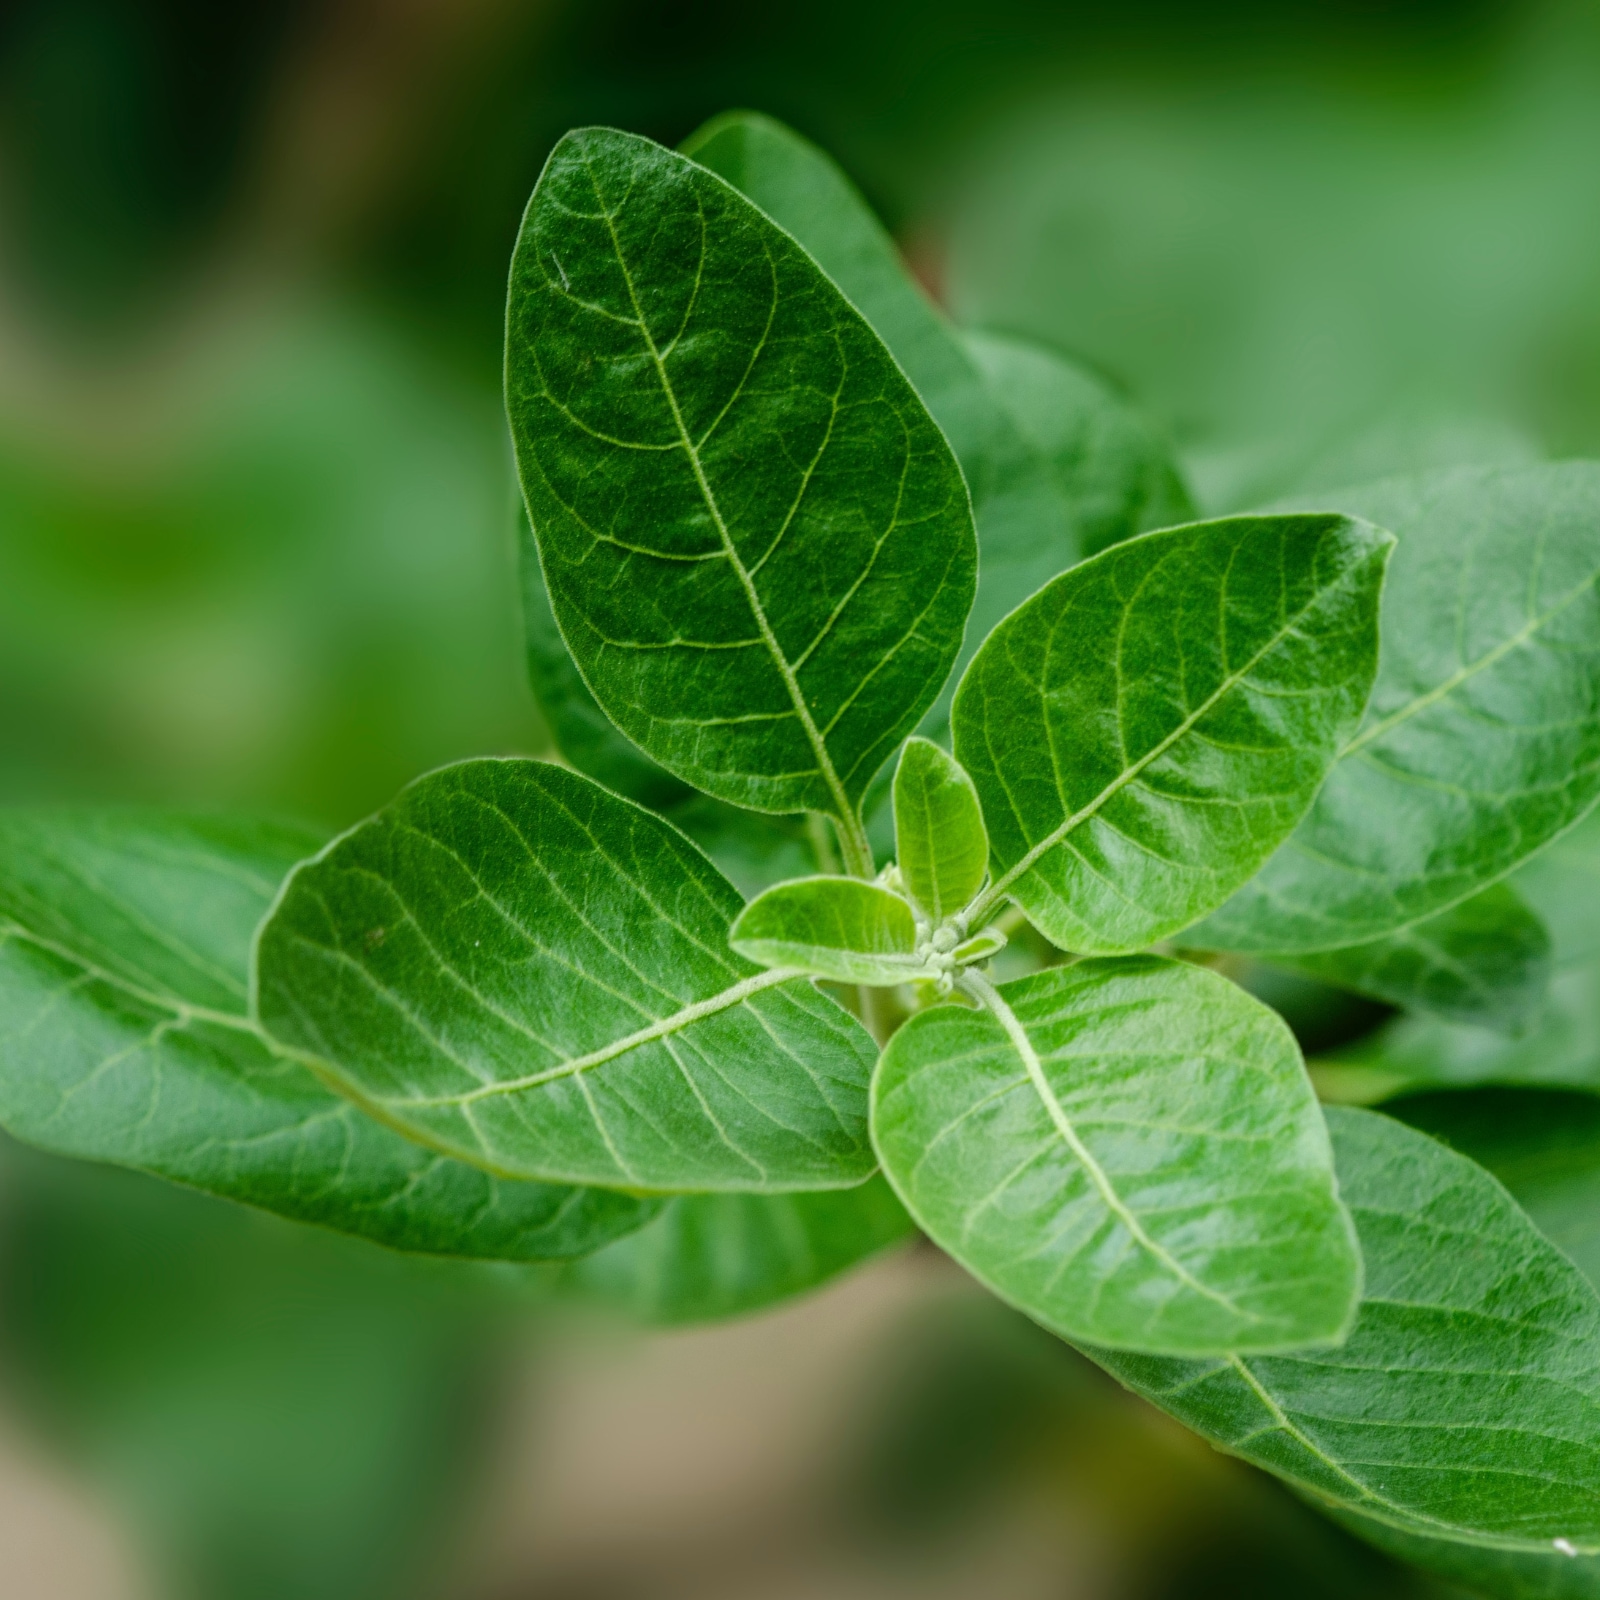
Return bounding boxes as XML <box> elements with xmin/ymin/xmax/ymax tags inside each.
<box><xmin>953</xmin><ymin>513</ymin><xmax>1392</xmax><ymax>953</ymax></box>
<box><xmin>872</xmin><ymin>957</ymin><xmax>1361</xmax><ymax>1356</ymax></box>
<box><xmin>0</xmin><ymin>812</ymin><xmax>656</xmax><ymax>1260</ymax></box>
<box><xmin>253</xmin><ymin>759</ymin><xmax>880</xmax><ymax>1193</ymax></box>
<box><xmin>507</xmin><ymin>126</ymin><xmax>976</xmax><ymax>819</ymax></box>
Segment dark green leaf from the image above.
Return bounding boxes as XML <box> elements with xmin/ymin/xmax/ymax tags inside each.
<box><xmin>892</xmin><ymin>736</ymin><xmax>988</xmax><ymax>923</ymax></box>
<box><xmin>952</xmin><ymin>515</ymin><xmax>1392</xmax><ymax>954</ymax></box>
<box><xmin>554</xmin><ymin>1175</ymin><xmax>915</xmax><ymax>1324</ymax></box>
<box><xmin>254</xmin><ymin>759</ymin><xmax>879</xmax><ymax>1192</ymax></box>
<box><xmin>730</xmin><ymin>874</ymin><xmax>935</xmax><ymax>986</ymax></box>
<box><xmin>1264</xmin><ymin>882</ymin><xmax>1552</xmax><ymax>1031</ymax></box>
<box><xmin>1198</xmin><ymin>464</ymin><xmax>1600</xmax><ymax>953</ymax></box>
<box><xmin>506</xmin><ymin>127</ymin><xmax>976</xmax><ymax>865</ymax></box>
<box><xmin>872</xmin><ymin>958</ymin><xmax>1360</xmax><ymax>1355</ymax></box>
<box><xmin>1099</xmin><ymin>1107</ymin><xmax>1600</xmax><ymax>1552</ymax></box>
<box><xmin>0</xmin><ymin>811</ymin><xmax>653</xmax><ymax>1260</ymax></box>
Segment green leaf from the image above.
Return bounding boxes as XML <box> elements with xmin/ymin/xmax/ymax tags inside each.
<box><xmin>506</xmin><ymin>127</ymin><xmax>976</xmax><ymax>866</ymax></box>
<box><xmin>684</xmin><ymin>111</ymin><xmax>1191</xmax><ymax>709</ymax></box>
<box><xmin>951</xmin><ymin>514</ymin><xmax>1392</xmax><ymax>954</ymax></box>
<box><xmin>729</xmin><ymin>874</ymin><xmax>936</xmax><ymax>986</ymax></box>
<box><xmin>892</xmin><ymin>736</ymin><xmax>988</xmax><ymax>923</ymax></box>
<box><xmin>0</xmin><ymin>811</ymin><xmax>654</xmax><ymax>1260</ymax></box>
<box><xmin>1098</xmin><ymin>1106</ymin><xmax>1600</xmax><ymax>1553</ymax></box>
<box><xmin>554</xmin><ymin>1175</ymin><xmax>915</xmax><ymax>1325</ymax></box>
<box><xmin>1514</xmin><ymin>807</ymin><xmax>1600</xmax><ymax>972</ymax></box>
<box><xmin>1263</xmin><ymin>882</ymin><xmax>1552</xmax><ymax>1031</ymax></box>
<box><xmin>961</xmin><ymin>329</ymin><xmax>1194</xmax><ymax>559</ymax></box>
<box><xmin>871</xmin><ymin>957</ymin><xmax>1361</xmax><ymax>1356</ymax></box>
<box><xmin>1197</xmin><ymin>464</ymin><xmax>1600</xmax><ymax>954</ymax></box>
<box><xmin>253</xmin><ymin>759</ymin><xmax>880</xmax><ymax>1192</ymax></box>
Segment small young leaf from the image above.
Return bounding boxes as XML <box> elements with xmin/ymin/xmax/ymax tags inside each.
<box><xmin>685</xmin><ymin>112</ymin><xmax>1192</xmax><ymax>706</ymax></box>
<box><xmin>1263</xmin><ymin>882</ymin><xmax>1552</xmax><ymax>1031</ymax></box>
<box><xmin>729</xmin><ymin>875</ymin><xmax>933</xmax><ymax>986</ymax></box>
<box><xmin>950</xmin><ymin>927</ymin><xmax>1006</xmax><ymax>965</ymax></box>
<box><xmin>253</xmin><ymin>760</ymin><xmax>879</xmax><ymax>1192</ymax></box>
<box><xmin>0</xmin><ymin>812</ymin><xmax>656</xmax><ymax>1260</ymax></box>
<box><xmin>506</xmin><ymin>127</ymin><xmax>976</xmax><ymax>855</ymax></box>
<box><xmin>952</xmin><ymin>514</ymin><xmax>1392</xmax><ymax>953</ymax></box>
<box><xmin>872</xmin><ymin>958</ymin><xmax>1361</xmax><ymax>1356</ymax></box>
<box><xmin>1197</xmin><ymin>463</ymin><xmax>1600</xmax><ymax>953</ymax></box>
<box><xmin>553</xmin><ymin>1176</ymin><xmax>915</xmax><ymax>1325</ymax></box>
<box><xmin>892</xmin><ymin>737</ymin><xmax>988</xmax><ymax>922</ymax></box>
<box><xmin>1098</xmin><ymin>1107</ymin><xmax>1600</xmax><ymax>1552</ymax></box>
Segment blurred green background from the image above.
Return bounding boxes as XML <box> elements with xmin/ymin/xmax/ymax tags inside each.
<box><xmin>1</xmin><ymin>1</ymin><xmax>1595</xmax><ymax>1594</ymax></box>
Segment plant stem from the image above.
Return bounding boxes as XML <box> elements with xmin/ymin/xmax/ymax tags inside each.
<box><xmin>804</xmin><ymin>811</ymin><xmax>842</xmax><ymax>875</ymax></box>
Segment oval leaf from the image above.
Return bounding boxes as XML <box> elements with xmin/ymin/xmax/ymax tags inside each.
<box><xmin>0</xmin><ymin>812</ymin><xmax>655</xmax><ymax>1260</ymax></box>
<box><xmin>892</xmin><ymin>737</ymin><xmax>988</xmax><ymax>923</ymax></box>
<box><xmin>729</xmin><ymin>875</ymin><xmax>933</xmax><ymax>986</ymax></box>
<box><xmin>554</xmin><ymin>1176</ymin><xmax>915</xmax><ymax>1325</ymax></box>
<box><xmin>1264</xmin><ymin>881</ymin><xmax>1552</xmax><ymax>1031</ymax></box>
<box><xmin>507</xmin><ymin>126</ymin><xmax>976</xmax><ymax>839</ymax></box>
<box><xmin>1198</xmin><ymin>463</ymin><xmax>1600</xmax><ymax>953</ymax></box>
<box><xmin>872</xmin><ymin>957</ymin><xmax>1361</xmax><ymax>1356</ymax></box>
<box><xmin>253</xmin><ymin>760</ymin><xmax>879</xmax><ymax>1192</ymax></box>
<box><xmin>952</xmin><ymin>514</ymin><xmax>1393</xmax><ymax>953</ymax></box>
<box><xmin>1099</xmin><ymin>1106</ymin><xmax>1600</xmax><ymax>1553</ymax></box>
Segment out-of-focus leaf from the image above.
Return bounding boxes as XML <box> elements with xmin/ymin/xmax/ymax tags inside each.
<box><xmin>255</xmin><ymin>759</ymin><xmax>879</xmax><ymax>1192</ymax></box>
<box><xmin>0</xmin><ymin>810</ymin><xmax>655</xmax><ymax>1259</ymax></box>
<box><xmin>1263</xmin><ymin>882</ymin><xmax>1551</xmax><ymax>1031</ymax></box>
<box><xmin>730</xmin><ymin>875</ymin><xmax>937</xmax><ymax>986</ymax></box>
<box><xmin>506</xmin><ymin>127</ymin><xmax>975</xmax><ymax>852</ymax></box>
<box><xmin>1100</xmin><ymin>1107</ymin><xmax>1600</xmax><ymax>1552</ymax></box>
<box><xmin>872</xmin><ymin>958</ymin><xmax>1360</xmax><ymax>1355</ymax></box>
<box><xmin>1199</xmin><ymin>465</ymin><xmax>1600</xmax><ymax>954</ymax></box>
<box><xmin>555</xmin><ymin>1175</ymin><xmax>915</xmax><ymax>1325</ymax></box>
<box><xmin>1514</xmin><ymin>807</ymin><xmax>1600</xmax><ymax>971</ymax></box>
<box><xmin>952</xmin><ymin>515</ymin><xmax>1390</xmax><ymax>953</ymax></box>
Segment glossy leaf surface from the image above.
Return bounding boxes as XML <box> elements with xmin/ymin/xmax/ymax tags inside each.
<box><xmin>872</xmin><ymin>958</ymin><xmax>1360</xmax><ymax>1355</ymax></box>
<box><xmin>893</xmin><ymin>737</ymin><xmax>988</xmax><ymax>922</ymax></box>
<box><xmin>684</xmin><ymin>113</ymin><xmax>1189</xmax><ymax>688</ymax></box>
<box><xmin>952</xmin><ymin>514</ymin><xmax>1392</xmax><ymax>953</ymax></box>
<box><xmin>254</xmin><ymin>760</ymin><xmax>879</xmax><ymax>1192</ymax></box>
<box><xmin>555</xmin><ymin>1175</ymin><xmax>915</xmax><ymax>1324</ymax></box>
<box><xmin>1199</xmin><ymin>464</ymin><xmax>1600</xmax><ymax>953</ymax></box>
<box><xmin>730</xmin><ymin>875</ymin><xmax>935</xmax><ymax>986</ymax></box>
<box><xmin>1100</xmin><ymin>1107</ymin><xmax>1600</xmax><ymax>1552</ymax></box>
<box><xmin>507</xmin><ymin>126</ymin><xmax>976</xmax><ymax>833</ymax></box>
<box><xmin>0</xmin><ymin>812</ymin><xmax>655</xmax><ymax>1259</ymax></box>
<box><xmin>1267</xmin><ymin>882</ymin><xmax>1551</xmax><ymax>1030</ymax></box>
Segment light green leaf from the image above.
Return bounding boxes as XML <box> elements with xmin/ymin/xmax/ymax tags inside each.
<box><xmin>1197</xmin><ymin>464</ymin><xmax>1600</xmax><ymax>954</ymax></box>
<box><xmin>871</xmin><ymin>957</ymin><xmax>1361</xmax><ymax>1356</ymax></box>
<box><xmin>892</xmin><ymin>736</ymin><xmax>987</xmax><ymax>923</ymax></box>
<box><xmin>554</xmin><ymin>1175</ymin><xmax>915</xmax><ymax>1325</ymax></box>
<box><xmin>951</xmin><ymin>514</ymin><xmax>1392</xmax><ymax>954</ymax></box>
<box><xmin>730</xmin><ymin>874</ymin><xmax>935</xmax><ymax>986</ymax></box>
<box><xmin>684</xmin><ymin>111</ymin><xmax>1191</xmax><ymax>707</ymax></box>
<box><xmin>962</xmin><ymin>329</ymin><xmax>1193</xmax><ymax>559</ymax></box>
<box><xmin>506</xmin><ymin>126</ymin><xmax>976</xmax><ymax>867</ymax></box>
<box><xmin>1515</xmin><ymin>806</ymin><xmax>1600</xmax><ymax>972</ymax></box>
<box><xmin>0</xmin><ymin>811</ymin><xmax>655</xmax><ymax>1260</ymax></box>
<box><xmin>1099</xmin><ymin>1106</ymin><xmax>1600</xmax><ymax>1553</ymax></box>
<box><xmin>1264</xmin><ymin>882</ymin><xmax>1552</xmax><ymax>1031</ymax></box>
<box><xmin>253</xmin><ymin>759</ymin><xmax>879</xmax><ymax>1192</ymax></box>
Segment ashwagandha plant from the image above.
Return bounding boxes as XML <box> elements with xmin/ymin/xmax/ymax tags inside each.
<box><xmin>7</xmin><ymin>111</ymin><xmax>1600</xmax><ymax>1595</ymax></box>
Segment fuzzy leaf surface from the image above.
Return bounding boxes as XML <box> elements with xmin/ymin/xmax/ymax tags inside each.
<box><xmin>893</xmin><ymin>737</ymin><xmax>988</xmax><ymax>923</ymax></box>
<box><xmin>1266</xmin><ymin>882</ymin><xmax>1552</xmax><ymax>1031</ymax></box>
<box><xmin>254</xmin><ymin>760</ymin><xmax>879</xmax><ymax>1192</ymax></box>
<box><xmin>729</xmin><ymin>875</ymin><xmax>935</xmax><ymax>986</ymax></box>
<box><xmin>507</xmin><ymin>126</ymin><xmax>976</xmax><ymax>824</ymax></box>
<box><xmin>0</xmin><ymin>812</ymin><xmax>655</xmax><ymax>1260</ymax></box>
<box><xmin>685</xmin><ymin>111</ymin><xmax>1191</xmax><ymax>704</ymax></box>
<box><xmin>554</xmin><ymin>1175</ymin><xmax>915</xmax><ymax>1324</ymax></box>
<box><xmin>1198</xmin><ymin>464</ymin><xmax>1600</xmax><ymax>953</ymax></box>
<box><xmin>872</xmin><ymin>958</ymin><xmax>1361</xmax><ymax>1355</ymax></box>
<box><xmin>952</xmin><ymin>514</ymin><xmax>1392</xmax><ymax>953</ymax></box>
<box><xmin>1099</xmin><ymin>1107</ymin><xmax>1600</xmax><ymax>1553</ymax></box>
